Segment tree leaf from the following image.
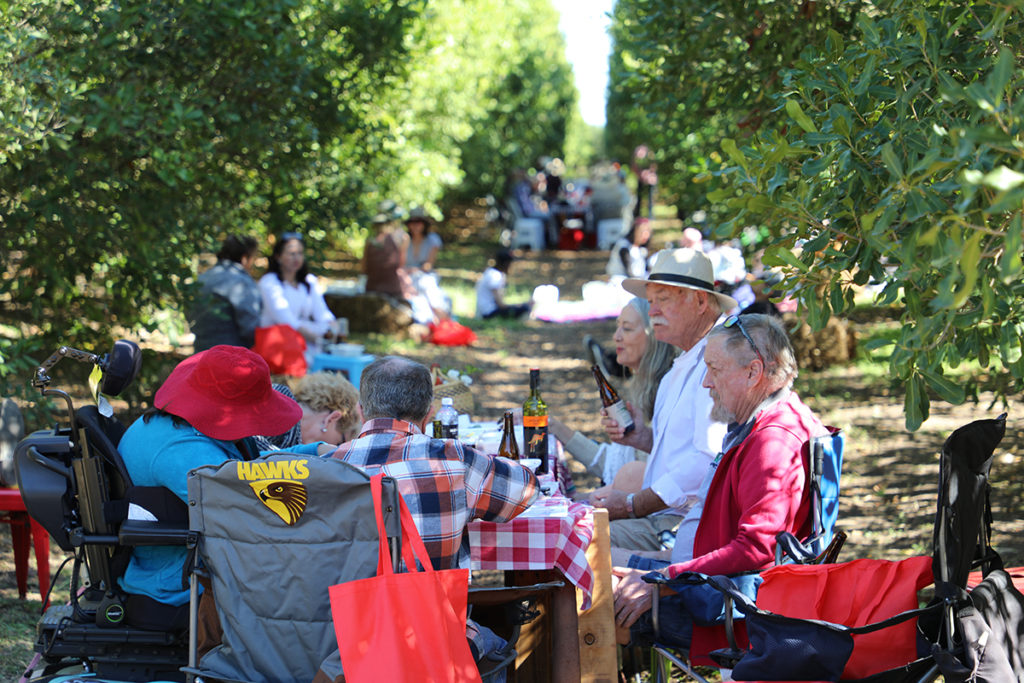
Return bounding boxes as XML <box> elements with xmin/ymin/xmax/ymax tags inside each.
<box><xmin>985</xmin><ymin>47</ymin><xmax>1014</xmax><ymax>106</ymax></box>
<box><xmin>920</xmin><ymin>368</ymin><xmax>966</xmax><ymax>405</ymax></box>
<box><xmin>904</xmin><ymin>374</ymin><xmax>927</xmax><ymax>432</ymax></box>
<box><xmin>786</xmin><ymin>99</ymin><xmax>818</xmax><ymax>134</ymax></box>
<box><xmin>879</xmin><ymin>143</ymin><xmax>904</xmax><ymax>178</ymax></box>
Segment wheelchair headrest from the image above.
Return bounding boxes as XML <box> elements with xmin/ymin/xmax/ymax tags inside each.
<box><xmin>99</xmin><ymin>339</ymin><xmax>142</xmax><ymax>397</ymax></box>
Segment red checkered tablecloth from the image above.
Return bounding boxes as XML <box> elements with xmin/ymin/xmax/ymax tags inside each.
<box><xmin>468</xmin><ymin>497</ymin><xmax>596</xmax><ymax>609</ymax></box>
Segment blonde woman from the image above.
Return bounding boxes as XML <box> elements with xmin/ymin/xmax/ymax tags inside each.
<box><xmin>292</xmin><ymin>372</ymin><xmax>364</xmax><ymax>446</ymax></box>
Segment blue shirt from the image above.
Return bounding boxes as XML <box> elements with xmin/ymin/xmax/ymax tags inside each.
<box><xmin>118</xmin><ymin>414</ymin><xmax>246</xmax><ymax>605</ymax></box>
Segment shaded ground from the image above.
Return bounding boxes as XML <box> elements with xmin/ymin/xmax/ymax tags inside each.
<box><xmin>2</xmin><ymin>205</ymin><xmax>1022</xmax><ymax>680</ymax></box>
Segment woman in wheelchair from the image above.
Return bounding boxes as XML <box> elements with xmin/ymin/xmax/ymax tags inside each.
<box><xmin>117</xmin><ymin>345</ymin><xmax>302</xmax><ymax>629</ymax></box>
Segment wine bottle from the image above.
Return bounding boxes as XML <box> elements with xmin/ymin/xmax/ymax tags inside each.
<box><xmin>497</xmin><ymin>410</ymin><xmax>520</xmax><ymax>460</ymax></box>
<box><xmin>591</xmin><ymin>364</ymin><xmax>635</xmax><ymax>435</ymax></box>
<box><xmin>522</xmin><ymin>368</ymin><xmax>549</xmax><ymax>473</ymax></box>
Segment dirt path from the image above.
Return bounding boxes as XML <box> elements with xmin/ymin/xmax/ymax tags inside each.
<box><xmin>391</xmin><ymin>214</ymin><xmax>1024</xmax><ymax>567</ymax></box>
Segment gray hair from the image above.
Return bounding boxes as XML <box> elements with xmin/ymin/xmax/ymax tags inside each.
<box><xmin>624</xmin><ymin>298</ymin><xmax>678</xmax><ymax>421</ymax></box>
<box><xmin>708</xmin><ymin>313</ymin><xmax>798</xmax><ymax>389</ymax></box>
<box><xmin>359</xmin><ymin>356</ymin><xmax>434</xmax><ymax>422</ymax></box>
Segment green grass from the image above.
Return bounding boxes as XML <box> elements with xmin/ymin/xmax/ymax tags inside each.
<box><xmin>0</xmin><ymin>596</ymin><xmax>42</xmax><ymax>680</ymax></box>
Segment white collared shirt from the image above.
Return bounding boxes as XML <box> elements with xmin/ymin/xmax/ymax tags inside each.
<box><xmin>643</xmin><ymin>335</ymin><xmax>727</xmax><ymax>516</ymax></box>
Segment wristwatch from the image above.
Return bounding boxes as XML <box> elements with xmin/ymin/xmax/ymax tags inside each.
<box><xmin>625</xmin><ymin>493</ymin><xmax>638</xmax><ymax>518</ymax></box>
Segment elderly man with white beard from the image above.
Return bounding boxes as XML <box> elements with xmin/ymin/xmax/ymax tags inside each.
<box><xmin>610</xmin><ymin>313</ymin><xmax>827</xmax><ymax>654</ymax></box>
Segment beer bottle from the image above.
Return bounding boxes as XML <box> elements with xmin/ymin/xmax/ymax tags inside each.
<box><xmin>432</xmin><ymin>419</ymin><xmax>443</xmax><ymax>439</ymax></box>
<box><xmin>522</xmin><ymin>368</ymin><xmax>549</xmax><ymax>473</ymax></box>
<box><xmin>591</xmin><ymin>364</ymin><xmax>635</xmax><ymax>435</ymax></box>
<box><xmin>497</xmin><ymin>410</ymin><xmax>520</xmax><ymax>460</ymax></box>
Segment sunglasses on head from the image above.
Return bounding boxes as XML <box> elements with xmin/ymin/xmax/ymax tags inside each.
<box><xmin>281</xmin><ymin>231</ymin><xmax>303</xmax><ymax>242</ymax></box>
<box><xmin>724</xmin><ymin>314</ymin><xmax>764</xmax><ymax>366</ymax></box>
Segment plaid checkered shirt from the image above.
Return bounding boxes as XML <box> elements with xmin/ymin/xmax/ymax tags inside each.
<box><xmin>330</xmin><ymin>417</ymin><xmax>539</xmax><ymax>571</ymax></box>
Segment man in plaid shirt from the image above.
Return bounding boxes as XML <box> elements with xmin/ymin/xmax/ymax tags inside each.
<box><xmin>329</xmin><ymin>355</ymin><xmax>538</xmax><ymax>672</ymax></box>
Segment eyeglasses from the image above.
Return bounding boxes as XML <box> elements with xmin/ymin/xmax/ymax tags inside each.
<box><xmin>724</xmin><ymin>315</ymin><xmax>765</xmax><ymax>366</ymax></box>
<box><xmin>280</xmin><ymin>231</ymin><xmax>303</xmax><ymax>242</ymax></box>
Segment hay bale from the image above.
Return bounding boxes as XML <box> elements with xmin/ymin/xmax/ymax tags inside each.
<box><xmin>324</xmin><ymin>292</ymin><xmax>415</xmax><ymax>336</ymax></box>
<box><xmin>783</xmin><ymin>314</ymin><xmax>857</xmax><ymax>371</ymax></box>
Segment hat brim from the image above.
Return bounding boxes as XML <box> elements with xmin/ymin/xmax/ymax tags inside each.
<box><xmin>620</xmin><ymin>277</ymin><xmax>738</xmax><ymax>312</ymax></box>
<box><xmin>155</xmin><ymin>353</ymin><xmax>302</xmax><ymax>442</ymax></box>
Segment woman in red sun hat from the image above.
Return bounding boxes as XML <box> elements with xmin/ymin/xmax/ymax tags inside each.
<box><xmin>116</xmin><ymin>345</ymin><xmax>302</xmax><ymax>629</ymax></box>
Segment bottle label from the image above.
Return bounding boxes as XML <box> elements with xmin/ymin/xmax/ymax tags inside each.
<box><xmin>522</xmin><ymin>415</ymin><xmax>548</xmax><ymax>428</ymax></box>
<box><xmin>607</xmin><ymin>400</ymin><xmax>635</xmax><ymax>433</ymax></box>
<box><xmin>523</xmin><ymin>425</ymin><xmax>548</xmax><ymax>471</ymax></box>
<box><xmin>442</xmin><ymin>424</ymin><xmax>459</xmax><ymax>440</ymax></box>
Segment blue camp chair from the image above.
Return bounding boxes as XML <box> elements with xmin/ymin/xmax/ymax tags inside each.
<box><xmin>643</xmin><ymin>426</ymin><xmax>846</xmax><ymax>683</ymax></box>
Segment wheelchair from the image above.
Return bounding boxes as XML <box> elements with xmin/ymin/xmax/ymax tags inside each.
<box><xmin>15</xmin><ymin>341</ymin><xmax>192</xmax><ymax>682</ymax></box>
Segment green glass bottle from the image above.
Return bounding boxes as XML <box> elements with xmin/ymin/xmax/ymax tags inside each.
<box><xmin>522</xmin><ymin>368</ymin><xmax>549</xmax><ymax>474</ymax></box>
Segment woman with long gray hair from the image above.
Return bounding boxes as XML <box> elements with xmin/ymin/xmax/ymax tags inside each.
<box><xmin>550</xmin><ymin>297</ymin><xmax>676</xmax><ymax>488</ymax></box>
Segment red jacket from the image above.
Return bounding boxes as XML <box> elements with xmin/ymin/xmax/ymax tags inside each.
<box><xmin>664</xmin><ymin>392</ymin><xmax>825</xmax><ymax>664</ymax></box>
<box><xmin>666</xmin><ymin>391</ymin><xmax>823</xmax><ymax>579</ymax></box>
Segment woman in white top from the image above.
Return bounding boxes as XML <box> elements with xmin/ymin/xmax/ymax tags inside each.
<box><xmin>549</xmin><ymin>297</ymin><xmax>676</xmax><ymax>487</ymax></box>
<box><xmin>258</xmin><ymin>232</ymin><xmax>336</xmax><ymax>362</ymax></box>
<box><xmin>405</xmin><ymin>207</ymin><xmax>451</xmax><ymax>318</ymax></box>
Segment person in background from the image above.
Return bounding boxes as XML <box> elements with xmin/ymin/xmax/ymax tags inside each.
<box><xmin>188</xmin><ymin>234</ymin><xmax>262</xmax><ymax>351</ymax></box>
<box><xmin>551</xmin><ymin>297</ymin><xmax>676</xmax><ymax>488</ymax></box>
<box><xmin>631</xmin><ymin>144</ymin><xmax>658</xmax><ymax>219</ymax></box>
<box><xmin>606</xmin><ymin>217</ymin><xmax>652</xmax><ymax>282</ymax></box>
<box><xmin>594</xmin><ymin>248</ymin><xmax>731</xmax><ymax>552</ymax></box>
<box><xmin>362</xmin><ymin>205</ymin><xmax>413</xmax><ymax>301</ymax></box>
<box><xmin>475</xmin><ymin>248</ymin><xmax>531</xmax><ymax>319</ymax></box>
<box><xmin>329</xmin><ymin>356</ymin><xmax>538</xmax><ymax>676</ymax></box>
<box><xmin>612</xmin><ymin>314</ymin><xmax>826</xmax><ymax>652</ymax></box>
<box><xmin>405</xmin><ymin>206</ymin><xmax>452</xmax><ymax>319</ymax></box>
<box><xmin>258</xmin><ymin>232</ymin><xmax>338</xmax><ymax>363</ymax></box>
<box><xmin>117</xmin><ymin>346</ymin><xmax>302</xmax><ymax>629</ymax></box>
<box><xmin>509</xmin><ymin>167</ymin><xmax>557</xmax><ymax>247</ymax></box>
<box><xmin>679</xmin><ymin>227</ymin><xmax>705</xmax><ymax>251</ymax></box>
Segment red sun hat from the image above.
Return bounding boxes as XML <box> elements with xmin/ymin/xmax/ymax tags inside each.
<box><xmin>154</xmin><ymin>345</ymin><xmax>302</xmax><ymax>441</ymax></box>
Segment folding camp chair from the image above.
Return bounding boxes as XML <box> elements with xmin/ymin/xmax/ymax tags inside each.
<box><xmin>643</xmin><ymin>426</ymin><xmax>846</xmax><ymax>683</ymax></box>
<box><xmin>677</xmin><ymin>414</ymin><xmax>1024</xmax><ymax>682</ymax></box>
<box><xmin>182</xmin><ymin>453</ymin><xmax>404</xmax><ymax>683</ymax></box>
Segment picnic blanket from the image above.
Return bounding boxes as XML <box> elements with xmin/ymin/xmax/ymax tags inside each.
<box><xmin>532</xmin><ymin>281</ymin><xmax>629</xmax><ymax>323</ymax></box>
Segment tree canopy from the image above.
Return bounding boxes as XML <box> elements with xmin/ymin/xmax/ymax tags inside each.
<box><xmin>606</xmin><ymin>0</ymin><xmax>1024</xmax><ymax>429</ymax></box>
<box><xmin>0</xmin><ymin>0</ymin><xmax>578</xmax><ymax>401</ymax></box>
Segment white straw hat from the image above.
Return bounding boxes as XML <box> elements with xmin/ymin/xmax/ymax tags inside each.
<box><xmin>622</xmin><ymin>248</ymin><xmax>738</xmax><ymax>311</ymax></box>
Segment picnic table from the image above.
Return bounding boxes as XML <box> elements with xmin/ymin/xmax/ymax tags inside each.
<box><xmin>469</xmin><ymin>487</ymin><xmax>616</xmax><ymax>682</ymax></box>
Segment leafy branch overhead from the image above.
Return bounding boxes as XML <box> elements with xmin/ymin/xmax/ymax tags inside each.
<box><xmin>608</xmin><ymin>0</ymin><xmax>1024</xmax><ymax>430</ymax></box>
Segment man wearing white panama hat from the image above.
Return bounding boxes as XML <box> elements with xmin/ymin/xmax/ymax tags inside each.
<box><xmin>590</xmin><ymin>248</ymin><xmax>733</xmax><ymax>553</ymax></box>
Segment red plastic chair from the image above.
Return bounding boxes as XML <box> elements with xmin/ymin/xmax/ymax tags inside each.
<box><xmin>0</xmin><ymin>487</ymin><xmax>51</xmax><ymax>605</ymax></box>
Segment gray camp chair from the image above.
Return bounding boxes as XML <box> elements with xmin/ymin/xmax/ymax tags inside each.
<box><xmin>183</xmin><ymin>453</ymin><xmax>403</xmax><ymax>683</ymax></box>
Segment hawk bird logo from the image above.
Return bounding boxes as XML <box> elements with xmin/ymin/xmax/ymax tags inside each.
<box><xmin>249</xmin><ymin>480</ymin><xmax>308</xmax><ymax>525</ymax></box>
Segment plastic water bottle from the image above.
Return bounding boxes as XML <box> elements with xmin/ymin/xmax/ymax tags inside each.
<box><xmin>437</xmin><ymin>397</ymin><xmax>459</xmax><ymax>439</ymax></box>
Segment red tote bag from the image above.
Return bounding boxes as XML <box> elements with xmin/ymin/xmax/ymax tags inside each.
<box><xmin>328</xmin><ymin>475</ymin><xmax>482</xmax><ymax>683</ymax></box>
